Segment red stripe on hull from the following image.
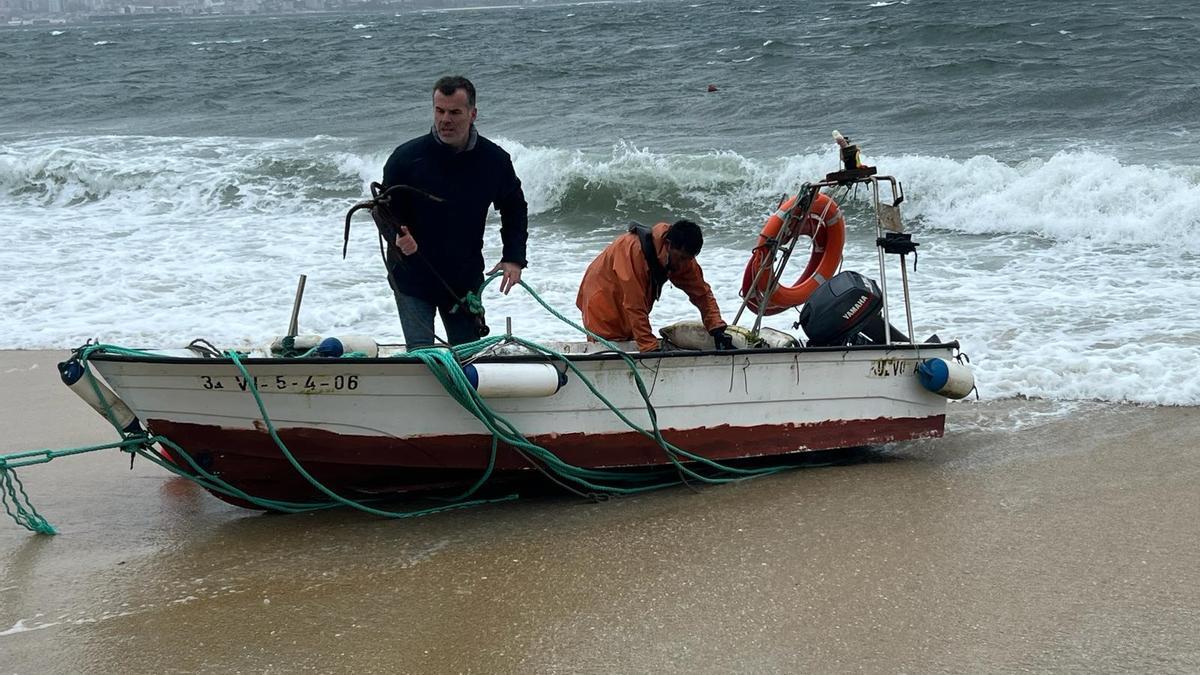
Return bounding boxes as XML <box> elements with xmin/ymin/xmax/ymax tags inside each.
<box><xmin>148</xmin><ymin>416</ymin><xmax>944</xmax><ymax>506</ymax></box>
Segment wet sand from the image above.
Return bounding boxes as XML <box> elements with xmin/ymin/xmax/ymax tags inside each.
<box><xmin>2</xmin><ymin>349</ymin><xmax>1199</xmax><ymax>673</ymax></box>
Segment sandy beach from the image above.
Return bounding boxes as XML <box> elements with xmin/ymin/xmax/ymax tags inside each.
<box><xmin>2</xmin><ymin>348</ymin><xmax>1199</xmax><ymax>673</ymax></box>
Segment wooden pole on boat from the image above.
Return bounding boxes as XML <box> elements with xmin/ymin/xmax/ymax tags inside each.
<box><xmin>287</xmin><ymin>274</ymin><xmax>307</xmax><ymax>337</ymax></box>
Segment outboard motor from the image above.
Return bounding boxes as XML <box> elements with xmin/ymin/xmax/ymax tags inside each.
<box><xmin>798</xmin><ymin>270</ymin><xmax>890</xmax><ymax>346</ymax></box>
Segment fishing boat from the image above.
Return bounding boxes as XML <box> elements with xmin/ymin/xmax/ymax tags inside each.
<box><xmin>56</xmin><ymin>153</ymin><xmax>974</xmax><ymax>511</ymax></box>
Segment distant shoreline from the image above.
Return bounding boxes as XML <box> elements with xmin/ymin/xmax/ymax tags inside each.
<box><xmin>4</xmin><ymin>9</ymin><xmax>389</xmax><ymax>28</ymax></box>
<box><xmin>2</xmin><ymin>0</ymin><xmax>629</xmax><ymax>28</ymax></box>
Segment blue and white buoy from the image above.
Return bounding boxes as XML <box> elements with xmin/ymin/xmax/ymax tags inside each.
<box><xmin>917</xmin><ymin>357</ymin><xmax>975</xmax><ymax>399</ymax></box>
<box><xmin>314</xmin><ymin>335</ymin><xmax>379</xmax><ymax>358</ymax></box>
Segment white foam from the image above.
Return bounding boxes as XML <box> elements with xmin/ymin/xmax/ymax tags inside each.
<box><xmin>874</xmin><ymin>151</ymin><xmax>1200</xmax><ymax>250</ymax></box>
<box><xmin>0</xmin><ymin>618</ymin><xmax>61</xmax><ymax>636</ymax></box>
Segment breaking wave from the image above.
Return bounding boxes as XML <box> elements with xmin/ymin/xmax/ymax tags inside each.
<box><xmin>4</xmin><ymin>134</ymin><xmax>1197</xmax><ymax>250</ymax></box>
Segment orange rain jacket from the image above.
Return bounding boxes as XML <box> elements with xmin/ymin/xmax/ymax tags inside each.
<box><xmin>576</xmin><ymin>222</ymin><xmax>726</xmax><ymax>352</ymax></box>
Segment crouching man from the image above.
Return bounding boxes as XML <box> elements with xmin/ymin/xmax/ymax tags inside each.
<box><xmin>576</xmin><ymin>219</ymin><xmax>734</xmax><ymax>352</ymax></box>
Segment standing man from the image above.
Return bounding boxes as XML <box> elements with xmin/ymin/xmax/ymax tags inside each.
<box><xmin>577</xmin><ymin>220</ymin><xmax>735</xmax><ymax>352</ymax></box>
<box><xmin>380</xmin><ymin>75</ymin><xmax>528</xmax><ymax>347</ymax></box>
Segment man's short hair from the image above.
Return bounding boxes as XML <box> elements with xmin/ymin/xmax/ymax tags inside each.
<box><xmin>433</xmin><ymin>75</ymin><xmax>476</xmax><ymax>107</ymax></box>
<box><xmin>665</xmin><ymin>219</ymin><xmax>703</xmax><ymax>256</ymax></box>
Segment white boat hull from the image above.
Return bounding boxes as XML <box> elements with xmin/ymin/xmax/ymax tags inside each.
<box><xmin>87</xmin><ymin>342</ymin><xmax>956</xmax><ymax>504</ymax></box>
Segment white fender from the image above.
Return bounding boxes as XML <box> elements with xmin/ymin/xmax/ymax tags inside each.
<box><xmin>462</xmin><ymin>363</ymin><xmax>566</xmax><ymax>398</ymax></box>
<box><xmin>58</xmin><ymin>359</ymin><xmax>142</xmax><ymax>433</ymax></box>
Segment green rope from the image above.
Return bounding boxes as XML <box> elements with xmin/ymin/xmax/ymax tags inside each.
<box><xmin>1</xmin><ymin>275</ymin><xmax>829</xmax><ymax>534</ymax></box>
<box><xmin>472</xmin><ymin>274</ymin><xmax>793</xmax><ymax>483</ymax></box>
<box><xmin>70</xmin><ymin>343</ymin><xmax>515</xmax><ymax>518</ymax></box>
<box><xmin>220</xmin><ymin>349</ymin><xmax>515</xmax><ymax>517</ymax></box>
<box><xmin>392</xmin><ymin>341</ymin><xmax>680</xmax><ymax>496</ymax></box>
<box><xmin>1</xmin><ymin>467</ymin><xmax>56</xmax><ymax>535</ymax></box>
<box><xmin>451</xmin><ymin>290</ymin><xmax>485</xmax><ymax>317</ymax></box>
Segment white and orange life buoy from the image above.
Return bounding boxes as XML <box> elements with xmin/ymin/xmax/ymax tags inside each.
<box><xmin>740</xmin><ymin>191</ymin><xmax>845</xmax><ymax>315</ymax></box>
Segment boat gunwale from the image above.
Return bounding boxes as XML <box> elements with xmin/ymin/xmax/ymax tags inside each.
<box><xmin>83</xmin><ymin>340</ymin><xmax>959</xmax><ymax>366</ymax></box>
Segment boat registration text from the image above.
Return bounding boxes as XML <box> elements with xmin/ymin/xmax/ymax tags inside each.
<box><xmin>197</xmin><ymin>374</ymin><xmax>360</xmax><ymax>394</ymax></box>
<box><xmin>868</xmin><ymin>358</ymin><xmax>918</xmax><ymax>378</ymax></box>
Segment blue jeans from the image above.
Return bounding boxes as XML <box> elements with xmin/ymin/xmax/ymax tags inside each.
<box><xmin>393</xmin><ymin>291</ymin><xmax>481</xmax><ymax>347</ymax></box>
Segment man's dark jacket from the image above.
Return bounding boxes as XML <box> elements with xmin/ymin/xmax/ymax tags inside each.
<box><xmin>381</xmin><ymin>128</ymin><xmax>528</xmax><ymax>307</ymax></box>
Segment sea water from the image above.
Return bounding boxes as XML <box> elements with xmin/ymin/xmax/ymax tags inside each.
<box><xmin>2</xmin><ymin>0</ymin><xmax>1197</xmax><ymax>404</ymax></box>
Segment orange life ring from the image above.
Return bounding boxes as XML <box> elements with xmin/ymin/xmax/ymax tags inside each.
<box><xmin>740</xmin><ymin>191</ymin><xmax>845</xmax><ymax>315</ymax></box>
